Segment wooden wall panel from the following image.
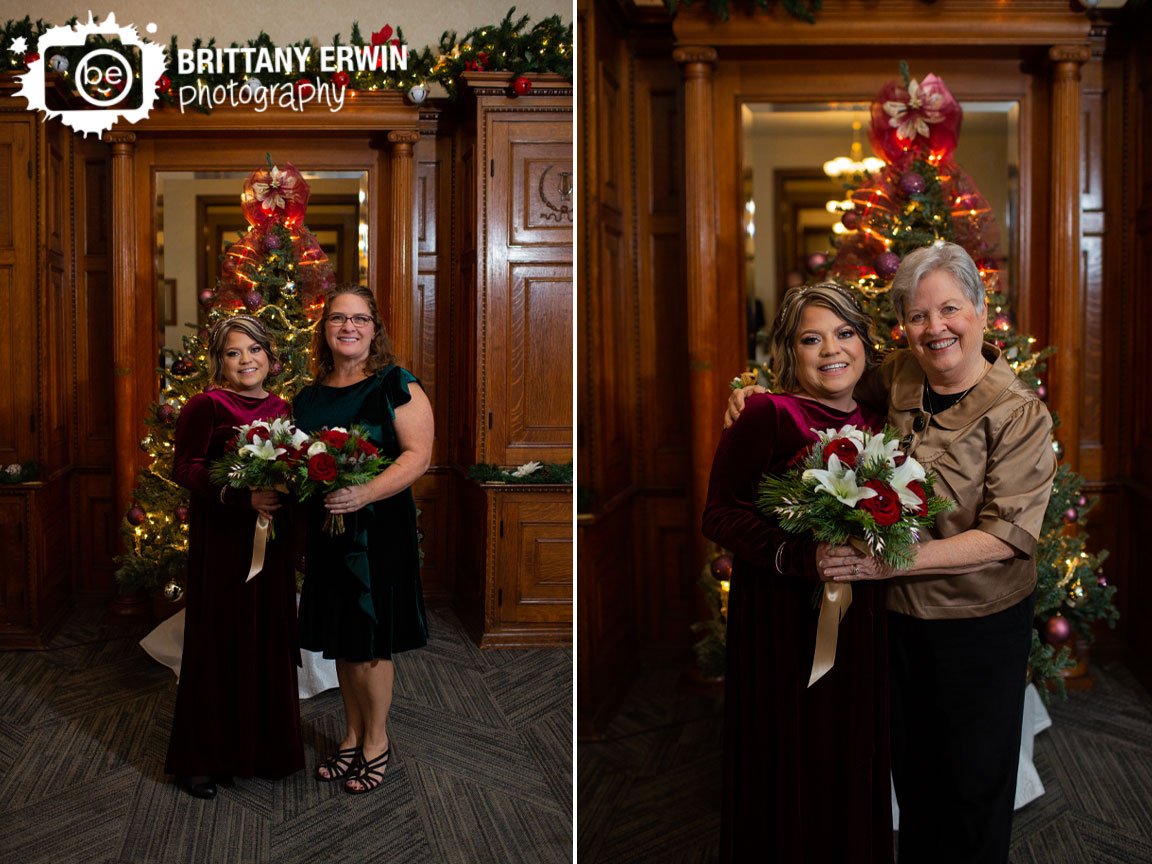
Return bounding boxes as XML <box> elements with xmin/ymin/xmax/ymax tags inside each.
<box><xmin>0</xmin><ymin>119</ymin><xmax>34</xmax><ymax>465</ymax></box>
<box><xmin>70</xmin><ymin>473</ymin><xmax>117</xmax><ymax>599</ymax></box>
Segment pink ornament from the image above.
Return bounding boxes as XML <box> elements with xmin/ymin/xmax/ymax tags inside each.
<box><xmin>1036</xmin><ymin>385</ymin><xmax>1047</xmax><ymax>401</ymax></box>
<box><xmin>127</xmin><ymin>506</ymin><xmax>146</xmax><ymax>526</ymax></box>
<box><xmin>263</xmin><ymin>232</ymin><xmax>283</xmax><ymax>252</ymax></box>
<box><xmin>1098</xmin><ymin>575</ymin><xmax>1108</xmax><ymax>587</ymax></box>
<box><xmin>875</xmin><ymin>251</ymin><xmax>901</xmax><ymax>280</ymax></box>
<box><xmin>198</xmin><ymin>289</ymin><xmax>216</xmax><ymax>307</ymax></box>
<box><xmin>270</xmin><ymin>361</ymin><xmax>283</xmax><ymax>376</ymax></box>
<box><xmin>806</xmin><ymin>252</ymin><xmax>828</xmax><ymax>273</ymax></box>
<box><xmin>1063</xmin><ymin>507</ymin><xmax>1079</xmax><ymax>523</ymax></box>
<box><xmin>243</xmin><ymin>291</ymin><xmax>263</xmax><ymax>311</ymax></box>
<box><xmin>175</xmin><ymin>505</ymin><xmax>190</xmax><ymax>523</ymax></box>
<box><xmin>899</xmin><ymin>172</ymin><xmax>926</xmax><ymax>196</ymax></box>
<box><xmin>1077</xmin><ymin>495</ymin><xmax>1088</xmax><ymax>508</ymax></box>
<box><xmin>156</xmin><ymin>404</ymin><xmax>176</xmax><ymax>424</ymax></box>
<box><xmin>710</xmin><ymin>554</ymin><xmax>733</xmax><ymax>581</ymax></box>
<box><xmin>1044</xmin><ymin>615</ymin><xmax>1072</xmax><ymax>644</ymax></box>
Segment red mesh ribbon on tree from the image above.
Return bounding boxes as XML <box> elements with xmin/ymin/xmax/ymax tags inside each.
<box><xmin>868</xmin><ymin>72</ymin><xmax>963</xmax><ymax>170</ymax></box>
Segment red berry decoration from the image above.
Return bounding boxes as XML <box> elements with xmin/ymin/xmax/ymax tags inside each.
<box><xmin>175</xmin><ymin>505</ymin><xmax>190</xmax><ymax>523</ymax></box>
<box><xmin>512</xmin><ymin>76</ymin><xmax>532</xmax><ymax>97</ymax></box>
<box><xmin>243</xmin><ymin>291</ymin><xmax>263</xmax><ymax>311</ymax></box>
<box><xmin>841</xmin><ymin>210</ymin><xmax>860</xmax><ymax>231</ymax></box>
<box><xmin>899</xmin><ymin>172</ymin><xmax>926</xmax><ymax>196</ymax></box>
<box><xmin>875</xmin><ymin>251</ymin><xmax>902</xmax><ymax>280</ymax></box>
<box><xmin>1044</xmin><ymin>614</ymin><xmax>1071</xmax><ymax>644</ymax></box>
<box><xmin>332</xmin><ymin>70</ymin><xmax>350</xmax><ymax>89</ymax></box>
<box><xmin>198</xmin><ymin>289</ymin><xmax>216</xmax><ymax>307</ymax></box>
<box><xmin>710</xmin><ymin>554</ymin><xmax>733</xmax><ymax>581</ymax></box>
<box><xmin>127</xmin><ymin>505</ymin><xmax>146</xmax><ymax>526</ymax></box>
<box><xmin>157</xmin><ymin>74</ymin><xmax>171</xmax><ymax>93</ymax></box>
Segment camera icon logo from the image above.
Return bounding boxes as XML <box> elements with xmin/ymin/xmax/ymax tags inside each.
<box><xmin>17</xmin><ymin>13</ymin><xmax>167</xmax><ymax>137</ymax></box>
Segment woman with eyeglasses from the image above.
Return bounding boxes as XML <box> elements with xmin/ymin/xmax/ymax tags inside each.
<box><xmin>292</xmin><ymin>284</ymin><xmax>434</xmax><ymax>795</ymax></box>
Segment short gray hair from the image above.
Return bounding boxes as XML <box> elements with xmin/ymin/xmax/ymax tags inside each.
<box><xmin>888</xmin><ymin>242</ymin><xmax>986</xmax><ymax>323</ymax></box>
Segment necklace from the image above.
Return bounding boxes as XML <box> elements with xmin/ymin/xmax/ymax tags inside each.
<box><xmin>922</xmin><ymin>379</ymin><xmax>977</xmax><ymax>415</ymax></box>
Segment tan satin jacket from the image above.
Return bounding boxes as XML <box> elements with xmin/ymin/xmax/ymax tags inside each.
<box><xmin>862</xmin><ymin>343</ymin><xmax>1057</xmax><ymax>620</ymax></box>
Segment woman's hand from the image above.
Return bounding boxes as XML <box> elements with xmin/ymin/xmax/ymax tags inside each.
<box><xmin>818</xmin><ymin>543</ymin><xmax>902</xmax><ymax>582</ymax></box>
<box><xmin>325</xmin><ymin>485</ymin><xmax>370</xmax><ymax>515</ymax></box>
<box><xmin>250</xmin><ymin>489</ymin><xmax>282</xmax><ymax>520</ymax></box>
<box><xmin>724</xmin><ymin>385</ymin><xmax>766</xmax><ymax>429</ymax></box>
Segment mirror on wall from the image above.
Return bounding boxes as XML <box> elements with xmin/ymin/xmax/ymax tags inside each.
<box><xmin>155</xmin><ymin>170</ymin><xmax>369</xmax><ymax>352</ymax></box>
<box><xmin>741</xmin><ymin>102</ymin><xmax>1019</xmax><ymax>364</ymax></box>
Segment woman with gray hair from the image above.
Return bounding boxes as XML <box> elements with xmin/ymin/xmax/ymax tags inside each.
<box><xmin>727</xmin><ymin>242</ymin><xmax>1056</xmax><ymax>863</ymax></box>
<box><xmin>704</xmin><ymin>282</ymin><xmax>893</xmax><ymax>863</ymax></box>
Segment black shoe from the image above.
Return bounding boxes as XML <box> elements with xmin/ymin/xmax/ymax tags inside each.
<box><xmin>179</xmin><ymin>776</ymin><xmax>218</xmax><ymax>799</ymax></box>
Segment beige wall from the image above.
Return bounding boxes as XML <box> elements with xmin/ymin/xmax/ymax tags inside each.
<box><xmin>13</xmin><ymin>1</ymin><xmax>570</xmax><ymax>61</ymax></box>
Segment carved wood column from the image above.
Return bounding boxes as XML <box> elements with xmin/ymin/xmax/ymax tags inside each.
<box><xmin>107</xmin><ymin>132</ymin><xmax>136</xmax><ymax>527</ymax></box>
<box><xmin>1048</xmin><ymin>45</ymin><xmax>1090</xmax><ymax>472</ymax></box>
<box><xmin>674</xmin><ymin>46</ymin><xmax>718</xmax><ymax>558</ymax></box>
<box><xmin>386</xmin><ymin>130</ymin><xmax>420</xmax><ymax>367</ymax></box>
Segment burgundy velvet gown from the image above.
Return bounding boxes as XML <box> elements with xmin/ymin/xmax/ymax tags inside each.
<box><xmin>164</xmin><ymin>388</ymin><xmax>305</xmax><ymax>780</ymax></box>
<box><xmin>702</xmin><ymin>392</ymin><xmax>893</xmax><ymax>864</ymax></box>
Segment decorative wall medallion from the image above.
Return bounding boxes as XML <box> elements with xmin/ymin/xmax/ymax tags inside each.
<box><xmin>538</xmin><ymin>165</ymin><xmax>573</xmax><ymax>223</ymax></box>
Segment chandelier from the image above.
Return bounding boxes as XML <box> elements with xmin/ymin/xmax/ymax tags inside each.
<box><xmin>823</xmin><ymin>121</ymin><xmax>885</xmax><ymax>179</ymax></box>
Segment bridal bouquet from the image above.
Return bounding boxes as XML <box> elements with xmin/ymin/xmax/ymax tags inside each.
<box><xmin>296</xmin><ymin>425</ymin><xmax>392</xmax><ymax>535</ymax></box>
<box><xmin>210</xmin><ymin>417</ymin><xmax>310</xmax><ymax>532</ymax></box>
<box><xmin>758</xmin><ymin>425</ymin><xmax>953</xmax><ymax>570</ymax></box>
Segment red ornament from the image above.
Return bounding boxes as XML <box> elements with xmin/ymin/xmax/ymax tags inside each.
<box><xmin>126</xmin><ymin>505</ymin><xmax>146</xmax><ymax>526</ymax></box>
<box><xmin>890</xmin><ymin>323</ymin><xmax>905</xmax><ymax>342</ymax></box>
<box><xmin>841</xmin><ymin>210</ymin><xmax>860</xmax><ymax>231</ymax></box>
<box><xmin>156</xmin><ymin>404</ymin><xmax>176</xmax><ymax>424</ymax></box>
<box><xmin>710</xmin><ymin>554</ymin><xmax>733</xmax><ymax>581</ymax></box>
<box><xmin>875</xmin><ymin>251</ymin><xmax>902</xmax><ymax>280</ymax></box>
<box><xmin>198</xmin><ymin>289</ymin><xmax>216</xmax><ymax>307</ymax></box>
<box><xmin>1044</xmin><ymin>615</ymin><xmax>1072</xmax><ymax>644</ymax></box>
<box><xmin>295</xmin><ymin>78</ymin><xmax>315</xmax><ymax>98</ymax></box>
<box><xmin>243</xmin><ymin>291</ymin><xmax>264</xmax><ymax>311</ymax></box>
<box><xmin>332</xmin><ymin>70</ymin><xmax>350</xmax><ymax>89</ymax></box>
<box><xmin>512</xmin><ymin>76</ymin><xmax>532</xmax><ymax>97</ymax></box>
<box><xmin>175</xmin><ymin>505</ymin><xmax>190</xmax><ymax>523</ymax></box>
<box><xmin>156</xmin><ymin>74</ymin><xmax>171</xmax><ymax>93</ymax></box>
<box><xmin>24</xmin><ymin>52</ymin><xmax>39</xmax><ymax>65</ymax></box>
<box><xmin>993</xmin><ymin>314</ymin><xmax>1011</xmax><ymax>331</ymax></box>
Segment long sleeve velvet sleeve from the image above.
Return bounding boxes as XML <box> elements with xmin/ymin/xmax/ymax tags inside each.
<box><xmin>172</xmin><ymin>392</ymin><xmax>245</xmax><ymax>506</ymax></box>
<box><xmin>702</xmin><ymin>395</ymin><xmax>819</xmax><ymax>581</ymax></box>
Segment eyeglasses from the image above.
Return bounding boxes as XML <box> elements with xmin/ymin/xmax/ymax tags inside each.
<box><xmin>326</xmin><ymin>313</ymin><xmax>375</xmax><ymax>328</ymax></box>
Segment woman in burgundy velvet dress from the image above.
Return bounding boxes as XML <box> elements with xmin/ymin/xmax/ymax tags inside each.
<box><xmin>165</xmin><ymin>315</ymin><xmax>305</xmax><ymax>799</ymax></box>
<box><xmin>702</xmin><ymin>283</ymin><xmax>893</xmax><ymax>863</ymax></box>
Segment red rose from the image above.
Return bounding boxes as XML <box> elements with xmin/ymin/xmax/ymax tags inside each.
<box><xmin>307</xmin><ymin>452</ymin><xmax>338</xmax><ymax>483</ymax></box>
<box><xmin>905</xmin><ymin>480</ymin><xmax>929</xmax><ymax>517</ymax></box>
<box><xmin>823</xmin><ymin>437</ymin><xmax>860</xmax><ymax>468</ymax></box>
<box><xmin>245</xmin><ymin>427</ymin><xmax>265</xmax><ymax>443</ymax></box>
<box><xmin>858</xmin><ymin>480</ymin><xmax>902</xmax><ymax>527</ymax></box>
<box><xmin>322</xmin><ymin>429</ymin><xmax>350</xmax><ymax>449</ymax></box>
<box><xmin>893</xmin><ymin>452</ymin><xmax>907</xmax><ymax>467</ymax></box>
<box><xmin>356</xmin><ymin>438</ymin><xmax>379</xmax><ymax>457</ymax></box>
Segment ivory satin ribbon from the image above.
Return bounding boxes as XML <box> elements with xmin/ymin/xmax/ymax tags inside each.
<box><xmin>808</xmin><ymin>581</ymin><xmax>852</xmax><ymax>687</ymax></box>
<box><xmin>247</xmin><ymin>515</ymin><xmax>272</xmax><ymax>581</ymax></box>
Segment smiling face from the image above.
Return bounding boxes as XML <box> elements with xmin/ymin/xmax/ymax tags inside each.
<box><xmin>220</xmin><ymin>329</ymin><xmax>269</xmax><ymax>396</ymax></box>
<box><xmin>324</xmin><ymin>292</ymin><xmax>377</xmax><ymax>368</ymax></box>
<box><xmin>903</xmin><ymin>269</ymin><xmax>985</xmax><ymax>390</ymax></box>
<box><xmin>791</xmin><ymin>303</ymin><xmax>867</xmax><ymax>410</ymax></box>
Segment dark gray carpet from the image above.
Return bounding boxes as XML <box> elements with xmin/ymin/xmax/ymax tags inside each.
<box><xmin>578</xmin><ymin>648</ymin><xmax>1152</xmax><ymax>864</ymax></box>
<box><xmin>0</xmin><ymin>604</ymin><xmax>572</xmax><ymax>864</ymax></box>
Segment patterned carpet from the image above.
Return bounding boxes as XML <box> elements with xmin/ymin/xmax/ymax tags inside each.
<box><xmin>0</xmin><ymin>604</ymin><xmax>572</xmax><ymax>864</ymax></box>
<box><xmin>578</xmin><ymin>648</ymin><xmax>1152</xmax><ymax>864</ymax></box>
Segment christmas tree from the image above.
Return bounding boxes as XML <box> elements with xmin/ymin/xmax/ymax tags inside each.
<box><xmin>114</xmin><ymin>158</ymin><xmax>335</xmax><ymax>598</ymax></box>
<box><xmin>816</xmin><ymin>64</ymin><xmax>1118</xmax><ymax>692</ymax></box>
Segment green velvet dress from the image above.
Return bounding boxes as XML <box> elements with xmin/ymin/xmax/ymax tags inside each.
<box><xmin>292</xmin><ymin>365</ymin><xmax>428</xmax><ymax>661</ymax></box>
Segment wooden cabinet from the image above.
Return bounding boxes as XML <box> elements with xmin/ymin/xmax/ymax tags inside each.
<box><xmin>450</xmin><ymin>74</ymin><xmax>573</xmax><ymax>646</ymax></box>
<box><xmin>459</xmin><ymin>483</ymin><xmax>572</xmax><ymax>647</ymax></box>
<box><xmin>0</xmin><ymin>91</ymin><xmax>79</xmax><ymax>646</ymax></box>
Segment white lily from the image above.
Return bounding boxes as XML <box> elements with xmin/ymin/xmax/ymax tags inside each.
<box><xmin>859</xmin><ymin>433</ymin><xmax>903</xmax><ymax>469</ymax></box>
<box><xmin>289</xmin><ymin>428</ymin><xmax>311</xmax><ymax>449</ymax></box>
<box><xmin>813</xmin><ymin>425</ymin><xmax>867</xmax><ymax>450</ymax></box>
<box><xmin>802</xmin><ymin>454</ymin><xmax>878</xmax><ymax>506</ymax></box>
<box><xmin>510</xmin><ymin>460</ymin><xmax>543</xmax><ymax>478</ymax></box>
<box><xmin>241</xmin><ymin>437</ymin><xmax>287</xmax><ymax>461</ymax></box>
<box><xmin>890</xmin><ymin>456</ymin><xmax>928</xmax><ymax>509</ymax></box>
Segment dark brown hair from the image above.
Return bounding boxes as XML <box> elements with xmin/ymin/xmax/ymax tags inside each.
<box><xmin>310</xmin><ymin>284</ymin><xmax>395</xmax><ymax>381</ymax></box>
<box><xmin>206</xmin><ymin>315</ymin><xmax>278</xmax><ymax>387</ymax></box>
<box><xmin>769</xmin><ymin>281</ymin><xmax>881</xmax><ymax>393</ymax></box>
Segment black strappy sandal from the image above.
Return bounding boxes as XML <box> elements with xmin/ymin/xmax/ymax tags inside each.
<box><xmin>315</xmin><ymin>746</ymin><xmax>361</xmax><ymax>782</ymax></box>
<box><xmin>343</xmin><ymin>746</ymin><xmax>391</xmax><ymax>795</ymax></box>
